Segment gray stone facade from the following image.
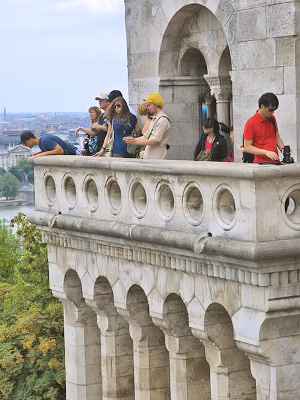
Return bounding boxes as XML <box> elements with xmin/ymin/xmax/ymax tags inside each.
<box><xmin>125</xmin><ymin>0</ymin><xmax>300</xmax><ymax>161</ymax></box>
<box><xmin>30</xmin><ymin>156</ymin><xmax>300</xmax><ymax>399</ymax></box>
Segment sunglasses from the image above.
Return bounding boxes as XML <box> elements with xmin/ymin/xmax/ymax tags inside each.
<box><xmin>115</xmin><ymin>104</ymin><xmax>122</xmax><ymax>108</ymax></box>
<box><xmin>267</xmin><ymin>107</ymin><xmax>277</xmax><ymax>112</ymax></box>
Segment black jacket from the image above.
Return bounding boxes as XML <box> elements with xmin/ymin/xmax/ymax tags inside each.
<box><xmin>194</xmin><ymin>132</ymin><xmax>227</xmax><ymax>161</ymax></box>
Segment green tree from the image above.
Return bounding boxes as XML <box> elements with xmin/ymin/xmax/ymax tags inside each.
<box><xmin>0</xmin><ymin>222</ymin><xmax>21</xmax><ymax>281</ymax></box>
<box><xmin>0</xmin><ymin>172</ymin><xmax>20</xmax><ymax>199</ymax></box>
<box><xmin>9</xmin><ymin>157</ymin><xmax>34</xmax><ymax>183</ymax></box>
<box><xmin>0</xmin><ymin>213</ymin><xmax>65</xmax><ymax>399</ymax></box>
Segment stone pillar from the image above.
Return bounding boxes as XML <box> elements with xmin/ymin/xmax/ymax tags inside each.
<box><xmin>192</xmin><ymin>326</ymin><xmax>255</xmax><ymax>400</ymax></box>
<box><xmin>165</xmin><ymin>334</ymin><xmax>210</xmax><ymax>400</ymax></box>
<box><xmin>204</xmin><ymin>75</ymin><xmax>232</xmax><ymax>127</ymax></box>
<box><xmin>97</xmin><ymin>314</ymin><xmax>134</xmax><ymax>400</ymax></box>
<box><xmin>203</xmin><ymin>341</ymin><xmax>255</xmax><ymax>400</ymax></box>
<box><xmin>62</xmin><ymin>299</ymin><xmax>102</xmax><ymax>400</ymax></box>
<box><xmin>244</xmin><ymin>315</ymin><xmax>300</xmax><ymax>399</ymax></box>
<box><xmin>204</xmin><ymin>93</ymin><xmax>215</xmax><ymax>119</ymax></box>
<box><xmin>128</xmin><ymin>323</ymin><xmax>170</xmax><ymax>400</ymax></box>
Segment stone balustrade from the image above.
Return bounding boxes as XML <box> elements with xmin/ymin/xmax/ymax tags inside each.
<box><xmin>29</xmin><ymin>156</ymin><xmax>300</xmax><ymax>400</ymax></box>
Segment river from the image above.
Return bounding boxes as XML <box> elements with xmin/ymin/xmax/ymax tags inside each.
<box><xmin>0</xmin><ymin>205</ymin><xmax>35</xmax><ymax>225</ymax></box>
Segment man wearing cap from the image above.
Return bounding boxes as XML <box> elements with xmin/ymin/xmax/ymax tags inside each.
<box><xmin>124</xmin><ymin>92</ymin><xmax>170</xmax><ymax>159</ymax></box>
<box><xmin>93</xmin><ymin>93</ymin><xmax>111</xmax><ymax>150</ymax></box>
<box><xmin>20</xmin><ymin>131</ymin><xmax>82</xmax><ymax>157</ymax></box>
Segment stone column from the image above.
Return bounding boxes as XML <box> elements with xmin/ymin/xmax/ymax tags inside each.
<box><xmin>97</xmin><ymin>314</ymin><xmax>134</xmax><ymax>400</ymax></box>
<box><xmin>85</xmin><ymin>296</ymin><xmax>134</xmax><ymax>400</ymax></box>
<box><xmin>243</xmin><ymin>315</ymin><xmax>300</xmax><ymax>399</ymax></box>
<box><xmin>128</xmin><ymin>323</ymin><xmax>170</xmax><ymax>400</ymax></box>
<box><xmin>204</xmin><ymin>75</ymin><xmax>232</xmax><ymax>127</ymax></box>
<box><xmin>204</xmin><ymin>93</ymin><xmax>215</xmax><ymax>119</ymax></box>
<box><xmin>164</xmin><ymin>334</ymin><xmax>210</xmax><ymax>400</ymax></box>
<box><xmin>192</xmin><ymin>329</ymin><xmax>255</xmax><ymax>400</ymax></box>
<box><xmin>62</xmin><ymin>299</ymin><xmax>102</xmax><ymax>400</ymax></box>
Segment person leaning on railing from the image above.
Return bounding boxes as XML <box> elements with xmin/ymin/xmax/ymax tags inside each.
<box><xmin>75</xmin><ymin>106</ymin><xmax>102</xmax><ymax>156</ymax></box>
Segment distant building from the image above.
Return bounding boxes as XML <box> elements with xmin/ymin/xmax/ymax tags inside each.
<box><xmin>3</xmin><ymin>108</ymin><xmax>6</xmax><ymax>120</ymax></box>
<box><xmin>0</xmin><ymin>144</ymin><xmax>31</xmax><ymax>170</ymax></box>
<box><xmin>0</xmin><ymin>130</ymin><xmax>35</xmax><ymax>149</ymax></box>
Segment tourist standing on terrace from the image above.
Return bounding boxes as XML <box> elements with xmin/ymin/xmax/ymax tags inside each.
<box><xmin>75</xmin><ymin>106</ymin><xmax>102</xmax><ymax>156</ymax></box>
<box><xmin>244</xmin><ymin>92</ymin><xmax>284</xmax><ymax>163</ymax></box>
<box><xmin>194</xmin><ymin>117</ymin><xmax>227</xmax><ymax>161</ymax></box>
<box><xmin>124</xmin><ymin>92</ymin><xmax>171</xmax><ymax>159</ymax></box>
<box><xmin>93</xmin><ymin>93</ymin><xmax>111</xmax><ymax>150</ymax></box>
<box><xmin>20</xmin><ymin>131</ymin><xmax>82</xmax><ymax>157</ymax></box>
<box><xmin>93</xmin><ymin>97</ymin><xmax>136</xmax><ymax>158</ymax></box>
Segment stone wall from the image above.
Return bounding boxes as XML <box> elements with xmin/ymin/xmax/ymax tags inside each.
<box><xmin>29</xmin><ymin>155</ymin><xmax>300</xmax><ymax>399</ymax></box>
<box><xmin>125</xmin><ymin>0</ymin><xmax>300</xmax><ymax>161</ymax></box>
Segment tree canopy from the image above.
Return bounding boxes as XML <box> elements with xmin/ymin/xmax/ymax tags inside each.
<box><xmin>9</xmin><ymin>157</ymin><xmax>34</xmax><ymax>184</ymax></box>
<box><xmin>0</xmin><ymin>213</ymin><xmax>65</xmax><ymax>399</ymax></box>
<box><xmin>0</xmin><ymin>172</ymin><xmax>20</xmax><ymax>199</ymax></box>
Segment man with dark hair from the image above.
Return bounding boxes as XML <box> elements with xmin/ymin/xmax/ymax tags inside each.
<box><xmin>244</xmin><ymin>92</ymin><xmax>284</xmax><ymax>163</ymax></box>
<box><xmin>20</xmin><ymin>131</ymin><xmax>82</xmax><ymax>157</ymax></box>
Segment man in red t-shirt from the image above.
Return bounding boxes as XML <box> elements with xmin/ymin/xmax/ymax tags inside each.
<box><xmin>244</xmin><ymin>93</ymin><xmax>284</xmax><ymax>163</ymax></box>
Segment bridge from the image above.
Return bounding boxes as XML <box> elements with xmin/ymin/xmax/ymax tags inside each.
<box><xmin>29</xmin><ymin>156</ymin><xmax>300</xmax><ymax>400</ymax></box>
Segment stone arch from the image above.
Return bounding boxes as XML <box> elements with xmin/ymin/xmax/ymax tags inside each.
<box><xmin>163</xmin><ymin>293</ymin><xmax>211</xmax><ymax>399</ymax></box>
<box><xmin>179</xmin><ymin>48</ymin><xmax>208</xmax><ymax>77</ymax></box>
<box><xmin>158</xmin><ymin>2</ymin><xmax>233</xmax><ymax>158</ymax></box>
<box><xmin>204</xmin><ymin>303</ymin><xmax>256</xmax><ymax>400</ymax></box>
<box><xmin>64</xmin><ymin>268</ymin><xmax>86</xmax><ymax>308</ymax></box>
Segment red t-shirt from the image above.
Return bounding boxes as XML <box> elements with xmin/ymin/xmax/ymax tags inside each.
<box><xmin>244</xmin><ymin>110</ymin><xmax>279</xmax><ymax>163</ymax></box>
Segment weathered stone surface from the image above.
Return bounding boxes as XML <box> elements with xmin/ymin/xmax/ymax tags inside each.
<box><xmin>29</xmin><ymin>156</ymin><xmax>300</xmax><ymax>399</ymax></box>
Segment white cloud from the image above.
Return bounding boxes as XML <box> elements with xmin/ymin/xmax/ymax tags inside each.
<box><xmin>56</xmin><ymin>0</ymin><xmax>124</xmax><ymax>14</ymax></box>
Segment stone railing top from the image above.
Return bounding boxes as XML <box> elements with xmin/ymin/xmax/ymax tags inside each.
<box><xmin>29</xmin><ymin>155</ymin><xmax>300</xmax><ymax>178</ymax></box>
<box><xmin>29</xmin><ymin>157</ymin><xmax>300</xmax><ymax>263</ymax></box>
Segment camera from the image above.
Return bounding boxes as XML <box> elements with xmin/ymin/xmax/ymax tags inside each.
<box><xmin>282</xmin><ymin>145</ymin><xmax>294</xmax><ymax>164</ymax></box>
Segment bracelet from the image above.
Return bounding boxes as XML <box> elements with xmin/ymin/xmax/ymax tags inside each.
<box><xmin>101</xmin><ymin>147</ymin><xmax>106</xmax><ymax>151</ymax></box>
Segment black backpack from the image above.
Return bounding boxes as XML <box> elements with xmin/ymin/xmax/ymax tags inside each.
<box><xmin>242</xmin><ymin>116</ymin><xmax>276</xmax><ymax>163</ymax></box>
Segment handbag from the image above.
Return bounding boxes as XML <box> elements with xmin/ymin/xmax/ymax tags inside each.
<box><xmin>103</xmin><ymin>125</ymin><xmax>114</xmax><ymax>157</ymax></box>
<box><xmin>195</xmin><ymin>149</ymin><xmax>212</xmax><ymax>161</ymax></box>
<box><xmin>127</xmin><ymin>129</ymin><xmax>143</xmax><ymax>158</ymax></box>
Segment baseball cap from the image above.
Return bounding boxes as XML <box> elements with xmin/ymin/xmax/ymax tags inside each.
<box><xmin>108</xmin><ymin>90</ymin><xmax>123</xmax><ymax>102</ymax></box>
<box><xmin>144</xmin><ymin>92</ymin><xmax>164</xmax><ymax>108</ymax></box>
<box><xmin>95</xmin><ymin>93</ymin><xmax>109</xmax><ymax>101</ymax></box>
<box><xmin>20</xmin><ymin>130</ymin><xmax>35</xmax><ymax>144</ymax></box>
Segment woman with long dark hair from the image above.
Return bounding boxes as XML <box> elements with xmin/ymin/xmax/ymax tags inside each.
<box><xmin>93</xmin><ymin>97</ymin><xmax>136</xmax><ymax>157</ymax></box>
<box><xmin>194</xmin><ymin>117</ymin><xmax>227</xmax><ymax>161</ymax></box>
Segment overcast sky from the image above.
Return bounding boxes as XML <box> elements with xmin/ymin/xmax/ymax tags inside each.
<box><xmin>0</xmin><ymin>0</ymin><xmax>128</xmax><ymax>113</ymax></box>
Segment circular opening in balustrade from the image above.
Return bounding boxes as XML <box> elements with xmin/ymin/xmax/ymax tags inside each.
<box><xmin>62</xmin><ymin>174</ymin><xmax>77</xmax><ymax>209</ymax></box>
<box><xmin>129</xmin><ymin>179</ymin><xmax>147</xmax><ymax>218</ymax></box>
<box><xmin>213</xmin><ymin>185</ymin><xmax>236</xmax><ymax>230</ymax></box>
<box><xmin>155</xmin><ymin>181</ymin><xmax>175</xmax><ymax>222</ymax></box>
<box><xmin>105</xmin><ymin>177</ymin><xmax>122</xmax><ymax>215</ymax></box>
<box><xmin>183</xmin><ymin>183</ymin><xmax>204</xmax><ymax>225</ymax></box>
<box><xmin>282</xmin><ymin>185</ymin><xmax>300</xmax><ymax>230</ymax></box>
<box><xmin>43</xmin><ymin>173</ymin><xmax>56</xmax><ymax>206</ymax></box>
<box><xmin>83</xmin><ymin>175</ymin><xmax>99</xmax><ymax>212</ymax></box>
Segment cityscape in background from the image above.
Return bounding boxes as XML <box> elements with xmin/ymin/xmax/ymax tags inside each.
<box><xmin>0</xmin><ymin>108</ymin><xmax>90</xmax><ymax>170</ymax></box>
